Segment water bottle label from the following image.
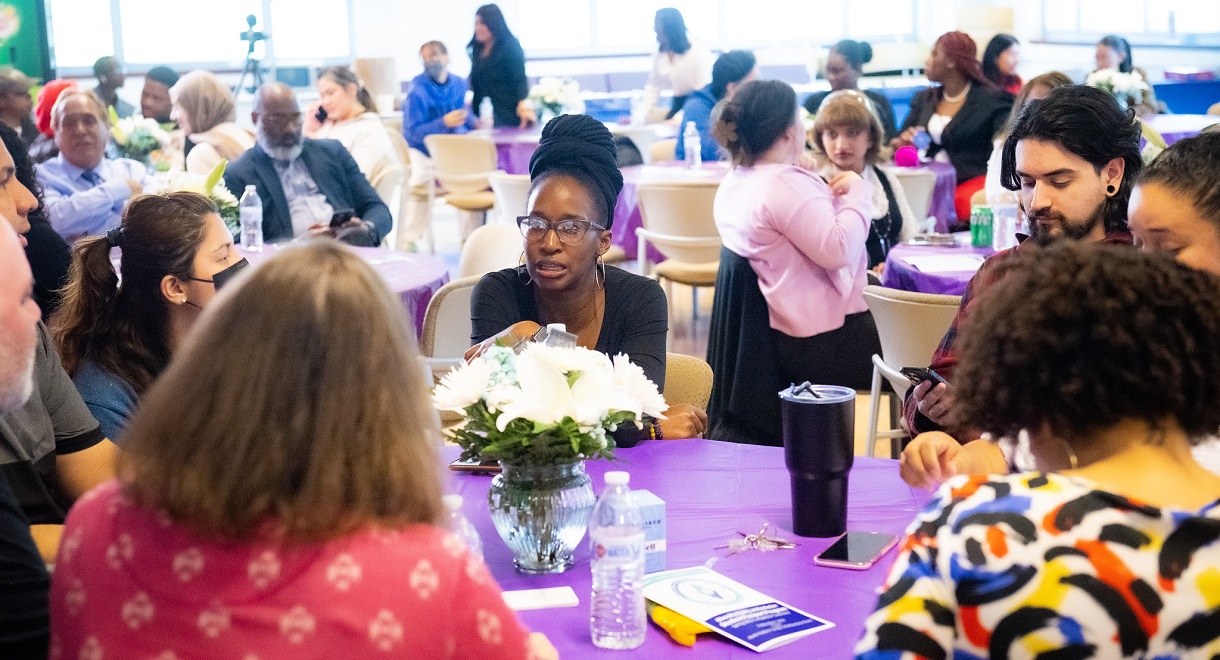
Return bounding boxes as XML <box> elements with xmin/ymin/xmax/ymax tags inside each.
<box><xmin>592</xmin><ymin>531</ymin><xmax>644</xmax><ymax>565</ymax></box>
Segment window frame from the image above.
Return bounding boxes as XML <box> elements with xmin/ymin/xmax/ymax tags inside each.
<box><xmin>1040</xmin><ymin>0</ymin><xmax>1220</xmax><ymax>48</ymax></box>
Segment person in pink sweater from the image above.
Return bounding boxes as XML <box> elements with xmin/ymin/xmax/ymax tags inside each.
<box><xmin>50</xmin><ymin>241</ymin><xmax>557</xmax><ymax>660</ymax></box>
<box><xmin>707</xmin><ymin>79</ymin><xmax>879</xmax><ymax>443</ymax></box>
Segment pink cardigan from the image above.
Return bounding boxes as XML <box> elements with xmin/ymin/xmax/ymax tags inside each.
<box><xmin>714</xmin><ymin>162</ymin><xmax>872</xmax><ymax>338</ymax></box>
<box><xmin>51</xmin><ymin>481</ymin><xmax>533</xmax><ymax>659</ymax></box>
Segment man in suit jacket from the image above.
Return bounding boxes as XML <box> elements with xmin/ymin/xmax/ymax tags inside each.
<box><xmin>224</xmin><ymin>83</ymin><xmax>391</xmax><ymax>246</ymax></box>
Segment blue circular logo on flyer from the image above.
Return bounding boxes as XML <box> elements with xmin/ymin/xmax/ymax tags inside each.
<box><xmin>672</xmin><ymin>578</ymin><xmax>742</xmax><ymax>605</ymax></box>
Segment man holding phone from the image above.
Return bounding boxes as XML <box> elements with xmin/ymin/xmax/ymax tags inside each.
<box><xmin>900</xmin><ymin>86</ymin><xmax>1141</xmax><ymax>489</ymax></box>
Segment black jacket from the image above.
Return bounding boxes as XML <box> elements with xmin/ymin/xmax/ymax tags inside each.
<box><xmin>469</xmin><ymin>37</ymin><xmax>530</xmax><ymax>128</ymax></box>
<box><xmin>900</xmin><ymin>84</ymin><xmax>1013</xmax><ymax>184</ymax></box>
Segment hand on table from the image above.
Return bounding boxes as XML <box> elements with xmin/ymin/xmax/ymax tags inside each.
<box><xmin>464</xmin><ymin>321</ymin><xmax>542</xmax><ymax>362</ymax></box>
<box><xmin>910</xmin><ymin>379</ymin><xmax>953</xmax><ymax>427</ymax></box>
<box><xmin>443</xmin><ymin>109</ymin><xmax>468</xmax><ymax>129</ymax></box>
<box><xmin>517</xmin><ymin>101</ymin><xmax>538</xmax><ymax>128</ymax></box>
<box><xmin>657</xmin><ymin>404</ymin><xmax>707</xmax><ymax>439</ymax></box>
<box><xmin>827</xmin><ymin>171</ymin><xmax>863</xmax><ymax>196</ymax></box>
<box><xmin>890</xmin><ymin>127</ymin><xmax>918</xmax><ymax>150</ymax></box>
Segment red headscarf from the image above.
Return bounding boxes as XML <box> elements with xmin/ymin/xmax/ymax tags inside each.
<box><xmin>35</xmin><ymin>79</ymin><xmax>78</xmax><ymax>137</ymax></box>
<box><xmin>935</xmin><ymin>32</ymin><xmax>994</xmax><ymax>91</ymax></box>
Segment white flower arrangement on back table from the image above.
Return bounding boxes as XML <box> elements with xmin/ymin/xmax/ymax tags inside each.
<box><xmin>433</xmin><ymin>343</ymin><xmax>667</xmax><ymax>466</ymax></box>
<box><xmin>528</xmin><ymin>77</ymin><xmax>585</xmax><ymax>118</ymax></box>
<box><xmin>1085</xmin><ymin>68</ymin><xmax>1151</xmax><ymax>111</ymax></box>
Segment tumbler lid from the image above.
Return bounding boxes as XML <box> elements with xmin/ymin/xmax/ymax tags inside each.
<box><xmin>604</xmin><ymin>471</ymin><xmax>629</xmax><ymax>486</ymax></box>
<box><xmin>778</xmin><ymin>382</ymin><xmax>855</xmax><ymax>404</ymax></box>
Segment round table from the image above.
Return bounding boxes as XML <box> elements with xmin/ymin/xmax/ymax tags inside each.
<box><xmin>882</xmin><ymin>161</ymin><xmax>959</xmax><ymax>232</ymax></box>
<box><xmin>474</xmin><ymin>124</ymin><xmax>681</xmax><ymax>176</ymax></box>
<box><xmin>116</xmin><ymin>244</ymin><xmax>449</xmax><ymax>336</ymax></box>
<box><xmin>448</xmin><ymin>439</ymin><xmax>930</xmax><ymax>658</ymax></box>
<box><xmin>881</xmin><ymin>233</ymin><xmax>994</xmax><ymax>296</ymax></box>
<box><xmin>1146</xmin><ymin>114</ymin><xmax>1218</xmax><ymax>145</ymax></box>
<box><xmin>615</xmin><ymin>162</ymin><xmax>730</xmax><ymax>262</ymax></box>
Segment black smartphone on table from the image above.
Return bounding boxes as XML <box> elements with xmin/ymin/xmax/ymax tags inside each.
<box><xmin>813</xmin><ymin>531</ymin><xmax>898</xmax><ymax>570</ymax></box>
<box><xmin>900</xmin><ymin>367</ymin><xmax>948</xmax><ymax>387</ymax></box>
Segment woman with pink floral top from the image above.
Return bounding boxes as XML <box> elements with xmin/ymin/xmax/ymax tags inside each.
<box><xmin>50</xmin><ymin>241</ymin><xmax>557</xmax><ymax>659</ymax></box>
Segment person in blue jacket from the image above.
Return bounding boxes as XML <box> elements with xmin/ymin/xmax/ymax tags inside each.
<box><xmin>675</xmin><ymin>50</ymin><xmax>758</xmax><ymax>163</ymax></box>
<box><xmin>405</xmin><ymin>41</ymin><xmax>477</xmax><ymax>157</ymax></box>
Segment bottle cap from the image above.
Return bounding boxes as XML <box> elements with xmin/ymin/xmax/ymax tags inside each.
<box><xmin>547</xmin><ymin>323</ymin><xmax>566</xmax><ymax>332</ymax></box>
<box><xmin>604</xmin><ymin>471</ymin><xmax>629</xmax><ymax>486</ymax></box>
<box><xmin>442</xmin><ymin>494</ymin><xmax>463</xmax><ymax>511</ymax></box>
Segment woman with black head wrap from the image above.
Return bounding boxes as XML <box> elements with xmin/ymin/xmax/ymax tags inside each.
<box><xmin>467</xmin><ymin>114</ymin><xmax>707</xmax><ymax>444</ymax></box>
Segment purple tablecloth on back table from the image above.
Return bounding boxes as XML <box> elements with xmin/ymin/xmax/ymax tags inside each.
<box><xmin>1146</xmin><ymin>114</ymin><xmax>1217</xmax><ymax>146</ymax></box>
<box><xmin>446</xmin><ymin>439</ymin><xmax>930</xmax><ymax>658</ymax></box>
<box><xmin>616</xmin><ymin>162</ymin><xmax>729</xmax><ymax>262</ymax></box>
<box><xmin>476</xmin><ymin>124</ymin><xmax>682</xmax><ymax>176</ymax></box>
<box><xmin>239</xmin><ymin>244</ymin><xmax>448</xmax><ymax>335</ymax></box>
<box><xmin>881</xmin><ymin>233</ymin><xmax>994</xmax><ymax>296</ymax></box>
<box><xmin>884</xmin><ymin>161</ymin><xmax>958</xmax><ymax>232</ymax></box>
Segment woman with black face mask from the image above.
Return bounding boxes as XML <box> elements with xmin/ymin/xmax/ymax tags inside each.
<box><xmin>51</xmin><ymin>192</ymin><xmax>248</xmax><ymax>444</ymax></box>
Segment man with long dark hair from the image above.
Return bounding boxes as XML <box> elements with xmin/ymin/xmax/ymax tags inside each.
<box><xmin>901</xmin><ymin>85</ymin><xmax>1142</xmax><ymax>486</ymax></box>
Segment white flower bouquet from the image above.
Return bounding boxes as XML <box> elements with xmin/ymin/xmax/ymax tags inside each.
<box><xmin>108</xmin><ymin>108</ymin><xmax>173</xmax><ymax>166</ymax></box>
<box><xmin>527</xmin><ymin>77</ymin><xmax>585</xmax><ymax>117</ymax></box>
<box><xmin>1086</xmin><ymin>68</ymin><xmax>1151</xmax><ymax>110</ymax></box>
<box><xmin>146</xmin><ymin>160</ymin><xmax>240</xmax><ymax>234</ymax></box>
<box><xmin>434</xmin><ymin>344</ymin><xmax>667</xmax><ymax>466</ymax></box>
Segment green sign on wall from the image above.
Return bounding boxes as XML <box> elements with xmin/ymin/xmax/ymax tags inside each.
<box><xmin>0</xmin><ymin>0</ymin><xmax>52</xmax><ymax>81</ymax></box>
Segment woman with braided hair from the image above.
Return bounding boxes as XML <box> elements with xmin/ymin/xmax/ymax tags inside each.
<box><xmin>467</xmin><ymin>114</ymin><xmax>707</xmax><ymax>444</ymax></box>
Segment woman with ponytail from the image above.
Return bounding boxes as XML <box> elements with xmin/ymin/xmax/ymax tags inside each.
<box><xmin>50</xmin><ymin>192</ymin><xmax>247</xmax><ymax>442</ymax></box>
<box><xmin>307</xmin><ymin>65</ymin><xmax>401</xmax><ymax>190</ymax></box>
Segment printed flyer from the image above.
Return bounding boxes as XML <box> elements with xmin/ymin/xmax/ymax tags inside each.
<box><xmin>643</xmin><ymin>566</ymin><xmax>834</xmax><ymax>652</ymax></box>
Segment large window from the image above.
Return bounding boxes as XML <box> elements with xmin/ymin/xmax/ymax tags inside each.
<box><xmin>46</xmin><ymin>0</ymin><xmax>350</xmax><ymax>72</ymax></box>
<box><xmin>516</xmin><ymin>0</ymin><xmax>917</xmax><ymax>56</ymax></box>
<box><xmin>1043</xmin><ymin>0</ymin><xmax>1220</xmax><ymax>45</ymax></box>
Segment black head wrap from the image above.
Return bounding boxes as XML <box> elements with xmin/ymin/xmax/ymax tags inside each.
<box><xmin>527</xmin><ymin>114</ymin><xmax>623</xmax><ymax>228</ymax></box>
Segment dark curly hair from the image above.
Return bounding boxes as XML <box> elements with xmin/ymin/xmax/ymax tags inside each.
<box><xmin>954</xmin><ymin>242</ymin><xmax>1220</xmax><ymax>445</ymax></box>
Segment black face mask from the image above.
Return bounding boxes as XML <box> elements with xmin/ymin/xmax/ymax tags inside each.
<box><xmin>189</xmin><ymin>257</ymin><xmax>250</xmax><ymax>291</ymax></box>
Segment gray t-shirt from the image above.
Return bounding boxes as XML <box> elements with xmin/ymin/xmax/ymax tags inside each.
<box><xmin>0</xmin><ymin>322</ymin><xmax>103</xmax><ymax>524</ymax></box>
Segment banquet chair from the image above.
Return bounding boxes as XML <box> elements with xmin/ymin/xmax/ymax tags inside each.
<box><xmin>489</xmin><ymin>172</ymin><xmax>531</xmax><ymax>219</ymax></box>
<box><xmin>636</xmin><ymin>180</ymin><xmax>723</xmax><ymax>325</ymax></box>
<box><xmin>388</xmin><ymin>130</ymin><xmax>439</xmax><ymax>253</ymax></box>
<box><xmin>862</xmin><ymin>285</ymin><xmax>961</xmax><ymax>458</ymax></box>
<box><xmin>368</xmin><ymin>159</ymin><xmax>406</xmax><ymax>249</ymax></box>
<box><xmin>650</xmin><ymin>139</ymin><xmax>677</xmax><ymax>163</ymax></box>
<box><xmin>664</xmin><ymin>352</ymin><xmax>713</xmax><ymax>410</ymax></box>
<box><xmin>424</xmin><ymin>134</ymin><xmax>501</xmax><ymax>241</ymax></box>
<box><xmin>458</xmin><ymin>223</ymin><xmax>523</xmax><ymax>279</ymax></box>
<box><xmin>420</xmin><ymin>275</ymin><xmax>481</xmax><ymax>376</ymax></box>
<box><xmin>888</xmin><ymin>168</ymin><xmax>937</xmax><ymax>230</ymax></box>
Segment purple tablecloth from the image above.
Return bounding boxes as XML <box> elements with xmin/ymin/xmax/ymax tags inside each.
<box><xmin>881</xmin><ymin>233</ymin><xmax>994</xmax><ymax>295</ymax></box>
<box><xmin>231</xmin><ymin>245</ymin><xmax>448</xmax><ymax>335</ymax></box>
<box><xmin>446</xmin><ymin>440</ymin><xmax>930</xmax><ymax>658</ymax></box>
<box><xmin>885</xmin><ymin>161</ymin><xmax>958</xmax><ymax>232</ymax></box>
<box><xmin>1146</xmin><ymin>114</ymin><xmax>1217</xmax><ymax>146</ymax></box>
<box><xmin>473</xmin><ymin>127</ymin><xmax>542</xmax><ymax>175</ymax></box>
<box><xmin>615</xmin><ymin>162</ymin><xmax>729</xmax><ymax>262</ymax></box>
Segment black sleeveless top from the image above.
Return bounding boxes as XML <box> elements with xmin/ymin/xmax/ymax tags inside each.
<box><xmin>865</xmin><ymin>165</ymin><xmax>904</xmax><ymax>269</ymax></box>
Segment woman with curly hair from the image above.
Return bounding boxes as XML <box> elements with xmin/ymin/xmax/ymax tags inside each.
<box><xmin>857</xmin><ymin>242</ymin><xmax>1220</xmax><ymax>658</ymax></box>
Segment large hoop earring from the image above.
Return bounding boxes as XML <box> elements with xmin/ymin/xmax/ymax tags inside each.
<box><xmin>596</xmin><ymin>253</ymin><xmax>606</xmax><ymax>290</ymax></box>
<box><xmin>1061</xmin><ymin>437</ymin><xmax>1079</xmax><ymax>470</ymax></box>
<box><xmin>517</xmin><ymin>252</ymin><xmax>532</xmax><ymax>286</ymax></box>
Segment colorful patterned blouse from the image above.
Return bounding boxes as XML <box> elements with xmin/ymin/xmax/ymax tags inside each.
<box><xmin>856</xmin><ymin>472</ymin><xmax>1220</xmax><ymax>659</ymax></box>
<box><xmin>51</xmin><ymin>481</ymin><xmax>533</xmax><ymax>659</ymax></box>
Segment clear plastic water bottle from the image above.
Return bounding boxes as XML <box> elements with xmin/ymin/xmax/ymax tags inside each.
<box><xmin>442</xmin><ymin>494</ymin><xmax>483</xmax><ymax>560</ymax></box>
<box><xmin>912</xmin><ymin>128</ymin><xmax>932</xmax><ymax>160</ymax></box>
<box><xmin>239</xmin><ymin>185</ymin><xmax>263</xmax><ymax>251</ymax></box>
<box><xmin>590</xmin><ymin>471</ymin><xmax>646</xmax><ymax>650</ymax></box>
<box><xmin>479</xmin><ymin>96</ymin><xmax>494</xmax><ymax>128</ymax></box>
<box><xmin>683</xmin><ymin>121</ymin><xmax>702</xmax><ymax>170</ymax></box>
<box><xmin>536</xmin><ymin>322</ymin><xmax>578</xmax><ymax>349</ymax></box>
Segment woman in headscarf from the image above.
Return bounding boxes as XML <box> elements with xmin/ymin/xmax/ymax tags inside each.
<box><xmin>892</xmin><ymin>31</ymin><xmax>1013</xmax><ymax>222</ymax></box>
<box><xmin>467</xmin><ymin>114</ymin><xmax>707</xmax><ymax>443</ymax></box>
<box><xmin>170</xmin><ymin>70</ymin><xmax>255</xmax><ymax>175</ymax></box>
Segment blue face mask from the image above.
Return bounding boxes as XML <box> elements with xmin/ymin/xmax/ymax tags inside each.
<box><xmin>424</xmin><ymin>60</ymin><xmax>446</xmax><ymax>82</ymax></box>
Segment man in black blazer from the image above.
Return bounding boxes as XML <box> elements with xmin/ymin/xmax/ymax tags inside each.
<box><xmin>224</xmin><ymin>83</ymin><xmax>391</xmax><ymax>246</ymax></box>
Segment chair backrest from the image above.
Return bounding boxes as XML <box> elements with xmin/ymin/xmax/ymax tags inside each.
<box><xmin>650</xmin><ymin>138</ymin><xmax>677</xmax><ymax>163</ymax></box>
<box><xmin>423</xmin><ymin>134</ymin><xmax>499</xmax><ymax>194</ymax></box>
<box><xmin>888</xmin><ymin>168</ymin><xmax>937</xmax><ymax>224</ymax></box>
<box><xmin>862</xmin><ymin>284</ymin><xmax>960</xmax><ymax>372</ymax></box>
<box><xmin>637</xmin><ymin>180</ymin><xmax>722</xmax><ymax>263</ymax></box>
<box><xmin>664</xmin><ymin>352</ymin><xmax>713</xmax><ymax>409</ymax></box>
<box><xmin>458</xmin><ymin>223</ymin><xmax>523</xmax><ymax>279</ymax></box>
<box><xmin>420</xmin><ymin>276</ymin><xmax>481</xmax><ymax>360</ymax></box>
<box><xmin>489</xmin><ymin>172</ymin><xmax>532</xmax><ymax>219</ymax></box>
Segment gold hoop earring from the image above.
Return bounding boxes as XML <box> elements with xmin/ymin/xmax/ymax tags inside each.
<box><xmin>1061</xmin><ymin>438</ymin><xmax>1079</xmax><ymax>470</ymax></box>
<box><xmin>517</xmin><ymin>251</ymin><xmax>532</xmax><ymax>286</ymax></box>
<box><xmin>596</xmin><ymin>253</ymin><xmax>606</xmax><ymax>290</ymax></box>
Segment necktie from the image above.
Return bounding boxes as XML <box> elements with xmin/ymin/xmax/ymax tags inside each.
<box><xmin>81</xmin><ymin>170</ymin><xmax>104</xmax><ymax>187</ymax></box>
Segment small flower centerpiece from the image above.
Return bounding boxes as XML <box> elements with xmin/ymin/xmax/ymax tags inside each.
<box><xmin>108</xmin><ymin>108</ymin><xmax>173</xmax><ymax>170</ymax></box>
<box><xmin>434</xmin><ymin>343</ymin><xmax>666</xmax><ymax>573</ymax></box>
<box><xmin>1085</xmin><ymin>68</ymin><xmax>1151</xmax><ymax>112</ymax></box>
<box><xmin>146</xmin><ymin>161</ymin><xmax>240</xmax><ymax>235</ymax></box>
<box><xmin>527</xmin><ymin>77</ymin><xmax>585</xmax><ymax>121</ymax></box>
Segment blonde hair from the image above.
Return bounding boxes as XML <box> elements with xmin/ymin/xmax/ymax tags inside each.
<box><xmin>171</xmin><ymin>70</ymin><xmax>237</xmax><ymax>135</ymax></box>
<box><xmin>812</xmin><ymin>90</ymin><xmax>885</xmax><ymax>166</ymax></box>
<box><xmin>118</xmin><ymin>241</ymin><xmax>444</xmax><ymax>541</ymax></box>
<box><xmin>50</xmin><ymin>89</ymin><xmax>107</xmax><ymax>130</ymax></box>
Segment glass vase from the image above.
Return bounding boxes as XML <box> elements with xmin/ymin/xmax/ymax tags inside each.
<box><xmin>488</xmin><ymin>460</ymin><xmax>596</xmax><ymax>574</ymax></box>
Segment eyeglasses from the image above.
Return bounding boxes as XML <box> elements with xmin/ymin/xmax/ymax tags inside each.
<box><xmin>516</xmin><ymin>216</ymin><xmax>605</xmax><ymax>244</ymax></box>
